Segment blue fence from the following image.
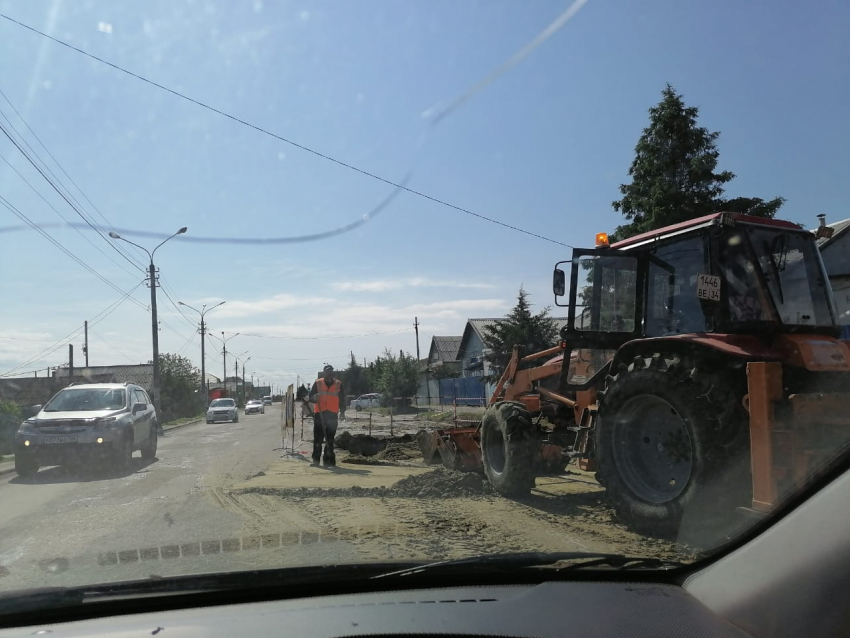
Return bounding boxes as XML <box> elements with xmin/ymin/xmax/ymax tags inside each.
<box><xmin>439</xmin><ymin>377</ymin><xmax>486</xmax><ymax>406</ymax></box>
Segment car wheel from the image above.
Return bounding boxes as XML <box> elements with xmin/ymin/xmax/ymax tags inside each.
<box><xmin>15</xmin><ymin>454</ymin><xmax>39</xmax><ymax>479</ymax></box>
<box><xmin>206</xmin><ymin>419</ymin><xmax>211</xmax><ymax>424</ymax></box>
<box><xmin>234</xmin><ymin>415</ymin><xmax>239</xmax><ymax>423</ymax></box>
<box><xmin>141</xmin><ymin>423</ymin><xmax>158</xmax><ymax>460</ymax></box>
<box><xmin>113</xmin><ymin>435</ymin><xmax>134</xmax><ymax>469</ymax></box>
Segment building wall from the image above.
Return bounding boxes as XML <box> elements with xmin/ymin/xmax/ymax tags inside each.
<box><xmin>460</xmin><ymin>331</ymin><xmax>494</xmax><ymax>398</ymax></box>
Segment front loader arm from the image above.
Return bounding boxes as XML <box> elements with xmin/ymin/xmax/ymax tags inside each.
<box><xmin>489</xmin><ymin>343</ymin><xmax>569</xmax><ymax>407</ymax></box>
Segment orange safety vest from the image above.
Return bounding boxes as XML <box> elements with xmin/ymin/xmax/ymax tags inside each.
<box><xmin>315</xmin><ymin>378</ymin><xmax>341</xmax><ymax>413</ymax></box>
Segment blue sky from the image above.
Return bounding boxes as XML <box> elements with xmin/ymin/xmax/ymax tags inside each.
<box><xmin>1</xmin><ymin>0</ymin><xmax>848</xmax><ymax>387</ymax></box>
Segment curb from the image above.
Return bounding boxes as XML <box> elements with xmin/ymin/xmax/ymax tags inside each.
<box><xmin>162</xmin><ymin>418</ymin><xmax>204</xmax><ymax>433</ymax></box>
<box><xmin>0</xmin><ymin>464</ymin><xmax>15</xmax><ymax>478</ymax></box>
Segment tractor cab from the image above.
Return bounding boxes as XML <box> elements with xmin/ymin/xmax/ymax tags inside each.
<box><xmin>553</xmin><ymin>213</ymin><xmax>839</xmax><ymax>391</ymax></box>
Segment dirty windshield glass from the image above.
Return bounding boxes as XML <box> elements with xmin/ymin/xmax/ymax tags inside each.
<box><xmin>1</xmin><ymin>0</ymin><xmax>849</xmax><ymax>605</ymax></box>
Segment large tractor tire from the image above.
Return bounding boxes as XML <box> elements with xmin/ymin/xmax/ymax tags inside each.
<box><xmin>596</xmin><ymin>353</ymin><xmax>751</xmax><ymax>541</ymax></box>
<box><xmin>481</xmin><ymin>401</ymin><xmax>537</xmax><ymax>496</ymax></box>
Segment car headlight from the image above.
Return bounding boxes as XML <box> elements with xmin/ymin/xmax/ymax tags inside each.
<box><xmin>94</xmin><ymin>417</ymin><xmax>118</xmax><ymax>431</ymax></box>
<box><xmin>18</xmin><ymin>419</ymin><xmax>37</xmax><ymax>434</ymax></box>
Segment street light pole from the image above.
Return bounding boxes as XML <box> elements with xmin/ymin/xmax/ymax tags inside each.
<box><xmin>110</xmin><ymin>227</ymin><xmax>187</xmax><ymax>421</ymax></box>
<box><xmin>178</xmin><ymin>300</ymin><xmax>225</xmax><ymax>408</ymax></box>
<box><xmin>207</xmin><ymin>331</ymin><xmax>240</xmax><ymax>399</ymax></box>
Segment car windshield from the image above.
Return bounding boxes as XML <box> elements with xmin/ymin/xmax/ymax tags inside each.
<box><xmin>43</xmin><ymin>388</ymin><xmax>126</xmax><ymax>412</ymax></box>
<box><xmin>1</xmin><ymin>0</ymin><xmax>849</xmax><ymax>615</ymax></box>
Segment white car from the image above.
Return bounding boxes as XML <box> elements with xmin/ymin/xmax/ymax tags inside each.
<box><xmin>206</xmin><ymin>398</ymin><xmax>238</xmax><ymax>423</ymax></box>
<box><xmin>245</xmin><ymin>399</ymin><xmax>265</xmax><ymax>415</ymax></box>
<box><xmin>350</xmin><ymin>393</ymin><xmax>382</xmax><ymax>410</ymax></box>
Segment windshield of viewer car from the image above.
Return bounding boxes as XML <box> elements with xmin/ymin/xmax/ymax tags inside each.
<box><xmin>0</xmin><ymin>0</ymin><xmax>848</xmax><ymax>611</ymax></box>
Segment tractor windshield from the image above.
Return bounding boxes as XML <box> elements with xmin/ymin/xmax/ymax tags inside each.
<box><xmin>721</xmin><ymin>226</ymin><xmax>834</xmax><ymax>328</ymax></box>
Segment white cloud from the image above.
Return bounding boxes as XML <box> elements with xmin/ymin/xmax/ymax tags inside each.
<box><xmin>332</xmin><ymin>278</ymin><xmax>493</xmax><ymax>292</ymax></box>
<box><xmin>213</xmin><ymin>294</ymin><xmax>336</xmax><ymax>319</ymax></box>
<box><xmin>97</xmin><ymin>21</ymin><xmax>113</xmax><ymax>34</ymax></box>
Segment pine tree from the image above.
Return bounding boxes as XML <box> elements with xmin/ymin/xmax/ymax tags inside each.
<box><xmin>613</xmin><ymin>84</ymin><xmax>784</xmax><ymax>240</ymax></box>
<box><xmin>483</xmin><ymin>287</ymin><xmax>558</xmax><ymax>378</ymax></box>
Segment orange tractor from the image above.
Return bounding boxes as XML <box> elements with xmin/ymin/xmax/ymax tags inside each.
<box><xmin>425</xmin><ymin>212</ymin><xmax>850</xmax><ymax>539</ymax></box>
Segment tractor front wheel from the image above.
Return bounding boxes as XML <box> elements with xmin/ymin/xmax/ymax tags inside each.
<box><xmin>481</xmin><ymin>401</ymin><xmax>537</xmax><ymax>496</ymax></box>
<box><xmin>596</xmin><ymin>354</ymin><xmax>750</xmax><ymax>540</ymax></box>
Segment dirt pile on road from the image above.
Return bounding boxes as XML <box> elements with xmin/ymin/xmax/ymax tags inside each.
<box><xmin>241</xmin><ymin>468</ymin><xmax>494</xmax><ymax>500</ymax></box>
<box><xmin>335</xmin><ymin>432</ymin><xmax>418</xmax><ymax>459</ymax></box>
<box><xmin>390</xmin><ymin>467</ymin><xmax>495</xmax><ymax>498</ymax></box>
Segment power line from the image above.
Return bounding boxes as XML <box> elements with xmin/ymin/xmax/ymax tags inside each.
<box><xmin>158</xmin><ymin>282</ymin><xmax>198</xmax><ymax>329</ymax></box>
<box><xmin>0</xmin><ymin>12</ymin><xmax>571</xmax><ymax>248</ymax></box>
<box><xmin>0</xmin><ymin>117</ymin><xmax>146</xmax><ymax>272</ymax></box>
<box><xmin>0</xmin><ymin>281</ymin><xmax>144</xmax><ymax>377</ymax></box>
<box><xmin>0</xmin><ymin>147</ymin><xmax>140</xmax><ymax>279</ymax></box>
<box><xmin>240</xmin><ymin>328</ymin><xmax>411</xmax><ymax>341</ymax></box>
<box><xmin>0</xmin><ymin>85</ymin><xmax>148</xmax><ymax>268</ymax></box>
<box><xmin>0</xmin><ymin>195</ymin><xmax>149</xmax><ymax>309</ymax></box>
<box><xmin>89</xmin><ymin>328</ymin><xmax>135</xmax><ymax>363</ymax></box>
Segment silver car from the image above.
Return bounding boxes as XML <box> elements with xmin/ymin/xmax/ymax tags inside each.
<box><xmin>14</xmin><ymin>382</ymin><xmax>159</xmax><ymax>478</ymax></box>
<box><xmin>206</xmin><ymin>398</ymin><xmax>239</xmax><ymax>423</ymax></box>
<box><xmin>245</xmin><ymin>399</ymin><xmax>265</xmax><ymax>415</ymax></box>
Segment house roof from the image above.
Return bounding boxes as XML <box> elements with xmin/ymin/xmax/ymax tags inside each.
<box><xmin>815</xmin><ymin>217</ymin><xmax>850</xmax><ymax>249</ymax></box>
<box><xmin>458</xmin><ymin>317</ymin><xmax>568</xmax><ymax>359</ymax></box>
<box><xmin>54</xmin><ymin>364</ymin><xmax>153</xmax><ymax>390</ymax></box>
<box><xmin>428</xmin><ymin>336</ymin><xmax>462</xmax><ymax>363</ymax></box>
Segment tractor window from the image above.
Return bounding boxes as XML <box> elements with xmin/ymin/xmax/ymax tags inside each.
<box><xmin>646</xmin><ymin>237</ymin><xmax>712</xmax><ymax>336</ymax></box>
<box><xmin>748</xmin><ymin>228</ymin><xmax>834</xmax><ymax>327</ymax></box>
<box><xmin>719</xmin><ymin>230</ymin><xmax>773</xmax><ymax>323</ymax></box>
<box><xmin>573</xmin><ymin>254</ymin><xmax>638</xmax><ymax>332</ymax></box>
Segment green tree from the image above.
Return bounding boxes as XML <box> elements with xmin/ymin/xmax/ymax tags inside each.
<box><xmin>344</xmin><ymin>353</ymin><xmax>369</xmax><ymax>396</ymax></box>
<box><xmin>374</xmin><ymin>349</ymin><xmax>419</xmax><ymax>401</ymax></box>
<box><xmin>612</xmin><ymin>84</ymin><xmax>784</xmax><ymax>241</ymax></box>
<box><xmin>158</xmin><ymin>353</ymin><xmax>201</xmax><ymax>420</ymax></box>
<box><xmin>483</xmin><ymin>287</ymin><xmax>558</xmax><ymax>379</ymax></box>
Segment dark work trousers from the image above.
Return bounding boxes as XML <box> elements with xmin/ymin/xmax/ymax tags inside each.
<box><xmin>313</xmin><ymin>411</ymin><xmax>339</xmax><ymax>465</ymax></box>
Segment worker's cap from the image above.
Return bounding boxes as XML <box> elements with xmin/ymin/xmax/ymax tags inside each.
<box><xmin>323</xmin><ymin>364</ymin><xmax>334</xmax><ymax>372</ymax></box>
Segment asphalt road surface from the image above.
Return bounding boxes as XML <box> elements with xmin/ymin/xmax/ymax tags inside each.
<box><xmin>0</xmin><ymin>407</ymin><xmax>360</xmax><ymax>592</ymax></box>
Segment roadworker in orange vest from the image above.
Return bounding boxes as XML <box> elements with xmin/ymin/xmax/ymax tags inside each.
<box><xmin>308</xmin><ymin>364</ymin><xmax>345</xmax><ymax>466</ymax></box>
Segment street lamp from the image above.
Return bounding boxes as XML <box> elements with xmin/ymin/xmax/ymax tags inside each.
<box><xmin>207</xmin><ymin>331</ymin><xmax>240</xmax><ymax>398</ymax></box>
<box><xmin>178</xmin><ymin>301</ymin><xmax>225</xmax><ymax>406</ymax></box>
<box><xmin>234</xmin><ymin>352</ymin><xmax>251</xmax><ymax>405</ymax></box>
<box><xmin>109</xmin><ymin>227</ymin><xmax>187</xmax><ymax>420</ymax></box>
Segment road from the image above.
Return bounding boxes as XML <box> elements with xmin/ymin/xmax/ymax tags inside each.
<box><xmin>0</xmin><ymin>408</ymin><xmax>360</xmax><ymax>592</ymax></box>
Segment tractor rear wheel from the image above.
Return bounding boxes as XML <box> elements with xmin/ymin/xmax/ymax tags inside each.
<box><xmin>481</xmin><ymin>401</ymin><xmax>537</xmax><ymax>496</ymax></box>
<box><xmin>596</xmin><ymin>353</ymin><xmax>750</xmax><ymax>540</ymax></box>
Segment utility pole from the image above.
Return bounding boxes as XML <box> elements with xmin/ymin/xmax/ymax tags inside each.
<box><xmin>109</xmin><ymin>226</ymin><xmax>187</xmax><ymax>421</ymax></box>
<box><xmin>414</xmin><ymin>317</ymin><xmax>420</xmax><ymax>360</ymax></box>
<box><xmin>68</xmin><ymin>344</ymin><xmax>74</xmax><ymax>381</ymax></box>
<box><xmin>84</xmin><ymin>320</ymin><xmax>89</xmax><ymax>367</ymax></box>
<box><xmin>200</xmin><ymin>316</ymin><xmax>205</xmax><ymax>403</ymax></box>
<box><xmin>235</xmin><ymin>358</ymin><xmax>239</xmax><ymax>403</ymax></box>
<box><xmin>178</xmin><ymin>301</ymin><xmax>225</xmax><ymax>409</ymax></box>
<box><xmin>148</xmin><ymin>261</ymin><xmax>161</xmax><ymax>415</ymax></box>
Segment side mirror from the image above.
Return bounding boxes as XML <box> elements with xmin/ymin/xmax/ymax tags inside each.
<box><xmin>132</xmin><ymin>402</ymin><xmax>147</xmax><ymax>414</ymax></box>
<box><xmin>31</xmin><ymin>404</ymin><xmax>43</xmax><ymax>413</ymax></box>
<box><xmin>553</xmin><ymin>268</ymin><xmax>566</xmax><ymax>297</ymax></box>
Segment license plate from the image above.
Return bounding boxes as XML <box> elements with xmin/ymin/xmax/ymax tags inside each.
<box><xmin>43</xmin><ymin>436</ymin><xmax>78</xmax><ymax>444</ymax></box>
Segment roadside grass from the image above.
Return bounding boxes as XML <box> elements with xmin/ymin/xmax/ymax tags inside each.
<box><xmin>0</xmin><ymin>453</ymin><xmax>14</xmax><ymax>463</ymax></box>
<box><xmin>163</xmin><ymin>414</ymin><xmax>205</xmax><ymax>427</ymax></box>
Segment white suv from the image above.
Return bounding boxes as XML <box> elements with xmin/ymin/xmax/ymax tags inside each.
<box><xmin>14</xmin><ymin>383</ymin><xmax>158</xmax><ymax>477</ymax></box>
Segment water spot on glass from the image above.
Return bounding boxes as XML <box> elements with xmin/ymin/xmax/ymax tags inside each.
<box><xmin>97</xmin><ymin>21</ymin><xmax>113</xmax><ymax>35</ymax></box>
